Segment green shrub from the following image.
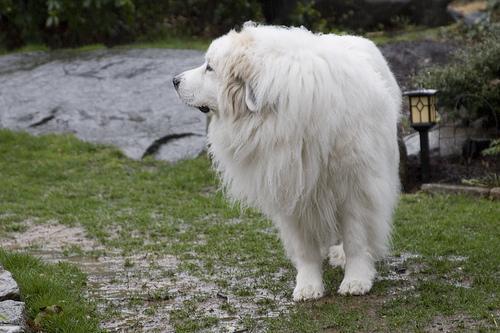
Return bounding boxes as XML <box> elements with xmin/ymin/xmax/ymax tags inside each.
<box><xmin>412</xmin><ymin>26</ymin><xmax>500</xmax><ymax>125</ymax></box>
<box><xmin>0</xmin><ymin>0</ymin><xmax>135</xmax><ymax>48</ymax></box>
<box><xmin>489</xmin><ymin>0</ymin><xmax>500</xmax><ymax>22</ymax></box>
<box><xmin>483</xmin><ymin>139</ymin><xmax>500</xmax><ymax>156</ymax></box>
<box><xmin>288</xmin><ymin>1</ymin><xmax>327</xmax><ymax>32</ymax></box>
<box><xmin>0</xmin><ymin>0</ymin><xmax>263</xmax><ymax>49</ymax></box>
<box><xmin>163</xmin><ymin>0</ymin><xmax>263</xmax><ymax>37</ymax></box>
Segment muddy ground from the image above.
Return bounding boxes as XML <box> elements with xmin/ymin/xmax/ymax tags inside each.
<box><xmin>1</xmin><ymin>220</ymin><xmax>485</xmax><ymax>332</ymax></box>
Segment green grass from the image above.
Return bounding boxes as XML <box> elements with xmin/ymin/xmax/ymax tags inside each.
<box><xmin>367</xmin><ymin>25</ymin><xmax>453</xmax><ymax>45</ymax></box>
<box><xmin>126</xmin><ymin>36</ymin><xmax>210</xmax><ymax>51</ymax></box>
<box><xmin>0</xmin><ymin>249</ymin><xmax>102</xmax><ymax>332</ymax></box>
<box><xmin>0</xmin><ymin>36</ymin><xmax>210</xmax><ymax>56</ymax></box>
<box><xmin>0</xmin><ymin>129</ymin><xmax>499</xmax><ymax>332</ymax></box>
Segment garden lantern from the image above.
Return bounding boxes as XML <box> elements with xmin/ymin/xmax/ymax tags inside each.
<box><xmin>404</xmin><ymin>89</ymin><xmax>439</xmax><ymax>182</ymax></box>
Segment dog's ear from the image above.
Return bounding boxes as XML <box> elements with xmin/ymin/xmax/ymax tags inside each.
<box><xmin>220</xmin><ymin>32</ymin><xmax>261</xmax><ymax>116</ymax></box>
<box><xmin>244</xmin><ymin>82</ymin><xmax>258</xmax><ymax>112</ymax></box>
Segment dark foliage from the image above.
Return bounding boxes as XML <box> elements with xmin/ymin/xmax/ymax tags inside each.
<box><xmin>0</xmin><ymin>0</ymin><xmax>263</xmax><ymax>49</ymax></box>
<box><xmin>413</xmin><ymin>26</ymin><xmax>500</xmax><ymax>126</ymax></box>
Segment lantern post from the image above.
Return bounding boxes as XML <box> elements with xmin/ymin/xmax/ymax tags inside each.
<box><xmin>404</xmin><ymin>89</ymin><xmax>439</xmax><ymax>182</ymax></box>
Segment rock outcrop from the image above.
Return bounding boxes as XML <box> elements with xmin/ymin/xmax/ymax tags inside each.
<box><xmin>0</xmin><ymin>266</ymin><xmax>25</xmax><ymax>333</ymax></box>
<box><xmin>0</xmin><ymin>48</ymin><xmax>206</xmax><ymax>162</ymax></box>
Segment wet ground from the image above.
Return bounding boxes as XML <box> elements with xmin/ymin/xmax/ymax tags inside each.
<box><xmin>0</xmin><ymin>220</ymin><xmax>481</xmax><ymax>332</ymax></box>
<box><xmin>1</xmin><ymin>221</ymin><xmax>293</xmax><ymax>332</ymax></box>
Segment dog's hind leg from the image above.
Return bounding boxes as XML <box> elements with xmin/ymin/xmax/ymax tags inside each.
<box><xmin>328</xmin><ymin>243</ymin><xmax>346</xmax><ymax>269</ymax></box>
<box><xmin>337</xmin><ymin>199</ymin><xmax>377</xmax><ymax>296</ymax></box>
<box><xmin>276</xmin><ymin>215</ymin><xmax>324</xmax><ymax>302</ymax></box>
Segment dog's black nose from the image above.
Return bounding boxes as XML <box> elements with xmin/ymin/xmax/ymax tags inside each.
<box><xmin>172</xmin><ymin>76</ymin><xmax>180</xmax><ymax>89</ymax></box>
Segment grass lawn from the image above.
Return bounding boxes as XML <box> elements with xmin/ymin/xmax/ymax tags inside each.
<box><xmin>0</xmin><ymin>24</ymin><xmax>453</xmax><ymax>57</ymax></box>
<box><xmin>0</xmin><ymin>129</ymin><xmax>499</xmax><ymax>332</ymax></box>
<box><xmin>0</xmin><ymin>249</ymin><xmax>103</xmax><ymax>332</ymax></box>
<box><xmin>0</xmin><ymin>35</ymin><xmax>210</xmax><ymax>56</ymax></box>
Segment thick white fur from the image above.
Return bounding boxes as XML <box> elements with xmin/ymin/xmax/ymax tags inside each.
<box><xmin>175</xmin><ymin>23</ymin><xmax>401</xmax><ymax>301</ymax></box>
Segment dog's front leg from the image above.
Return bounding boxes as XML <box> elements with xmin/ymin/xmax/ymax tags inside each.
<box><xmin>276</xmin><ymin>215</ymin><xmax>324</xmax><ymax>302</ymax></box>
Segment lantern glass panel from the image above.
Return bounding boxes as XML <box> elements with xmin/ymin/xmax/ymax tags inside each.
<box><xmin>411</xmin><ymin>100</ymin><xmax>419</xmax><ymax>124</ymax></box>
<box><xmin>430</xmin><ymin>95</ymin><xmax>437</xmax><ymax>122</ymax></box>
<box><xmin>420</xmin><ymin>97</ymin><xmax>430</xmax><ymax>123</ymax></box>
<box><xmin>411</xmin><ymin>96</ymin><xmax>430</xmax><ymax>124</ymax></box>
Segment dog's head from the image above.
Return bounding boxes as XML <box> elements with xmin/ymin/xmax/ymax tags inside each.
<box><xmin>173</xmin><ymin>24</ymin><xmax>262</xmax><ymax>118</ymax></box>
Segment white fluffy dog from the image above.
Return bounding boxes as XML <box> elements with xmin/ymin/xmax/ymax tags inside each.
<box><xmin>174</xmin><ymin>23</ymin><xmax>401</xmax><ymax>301</ymax></box>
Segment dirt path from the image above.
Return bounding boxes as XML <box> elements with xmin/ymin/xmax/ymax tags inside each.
<box><xmin>2</xmin><ymin>221</ymin><xmax>292</xmax><ymax>332</ymax></box>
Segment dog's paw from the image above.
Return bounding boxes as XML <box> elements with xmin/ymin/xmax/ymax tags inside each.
<box><xmin>338</xmin><ymin>278</ymin><xmax>372</xmax><ymax>296</ymax></box>
<box><xmin>328</xmin><ymin>244</ymin><xmax>345</xmax><ymax>269</ymax></box>
<box><xmin>293</xmin><ymin>282</ymin><xmax>324</xmax><ymax>302</ymax></box>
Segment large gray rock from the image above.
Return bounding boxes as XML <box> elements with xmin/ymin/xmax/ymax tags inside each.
<box><xmin>0</xmin><ymin>269</ymin><xmax>20</xmax><ymax>302</ymax></box>
<box><xmin>447</xmin><ymin>1</ymin><xmax>491</xmax><ymax>26</ymax></box>
<box><xmin>379</xmin><ymin>40</ymin><xmax>457</xmax><ymax>91</ymax></box>
<box><xmin>0</xmin><ymin>49</ymin><xmax>206</xmax><ymax>162</ymax></box>
<box><xmin>0</xmin><ymin>301</ymin><xmax>25</xmax><ymax>326</ymax></box>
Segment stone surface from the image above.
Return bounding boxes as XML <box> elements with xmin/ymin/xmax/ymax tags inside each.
<box><xmin>447</xmin><ymin>0</ymin><xmax>489</xmax><ymax>26</ymax></box>
<box><xmin>0</xmin><ymin>269</ymin><xmax>20</xmax><ymax>302</ymax></box>
<box><xmin>0</xmin><ymin>301</ymin><xmax>25</xmax><ymax>326</ymax></box>
<box><xmin>0</xmin><ymin>48</ymin><xmax>207</xmax><ymax>162</ymax></box>
<box><xmin>0</xmin><ymin>325</ymin><xmax>24</xmax><ymax>333</ymax></box>
<box><xmin>379</xmin><ymin>40</ymin><xmax>457</xmax><ymax>91</ymax></box>
<box><xmin>421</xmin><ymin>183</ymin><xmax>491</xmax><ymax>198</ymax></box>
<box><xmin>489</xmin><ymin>187</ymin><xmax>500</xmax><ymax>200</ymax></box>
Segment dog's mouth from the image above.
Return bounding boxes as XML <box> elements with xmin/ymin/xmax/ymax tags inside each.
<box><xmin>198</xmin><ymin>106</ymin><xmax>210</xmax><ymax>113</ymax></box>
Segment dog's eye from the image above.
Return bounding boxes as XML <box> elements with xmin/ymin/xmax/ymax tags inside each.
<box><xmin>206</xmin><ymin>64</ymin><xmax>214</xmax><ymax>72</ymax></box>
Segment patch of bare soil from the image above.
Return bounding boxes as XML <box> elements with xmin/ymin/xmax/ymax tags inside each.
<box><xmin>2</xmin><ymin>222</ymin><xmax>485</xmax><ymax>332</ymax></box>
<box><xmin>406</xmin><ymin>154</ymin><xmax>499</xmax><ymax>192</ymax></box>
<box><xmin>0</xmin><ymin>221</ymin><xmax>292</xmax><ymax>332</ymax></box>
<box><xmin>426</xmin><ymin>312</ymin><xmax>498</xmax><ymax>333</ymax></box>
<box><xmin>2</xmin><ymin>220</ymin><xmax>101</xmax><ymax>252</ymax></box>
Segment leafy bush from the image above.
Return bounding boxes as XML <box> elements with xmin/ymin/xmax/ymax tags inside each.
<box><xmin>0</xmin><ymin>0</ymin><xmax>135</xmax><ymax>48</ymax></box>
<box><xmin>483</xmin><ymin>139</ymin><xmax>500</xmax><ymax>156</ymax></box>
<box><xmin>462</xmin><ymin>173</ymin><xmax>500</xmax><ymax>187</ymax></box>
<box><xmin>0</xmin><ymin>0</ymin><xmax>263</xmax><ymax>49</ymax></box>
<box><xmin>412</xmin><ymin>26</ymin><xmax>500</xmax><ymax>125</ymax></box>
<box><xmin>489</xmin><ymin>0</ymin><xmax>500</xmax><ymax>22</ymax></box>
<box><xmin>163</xmin><ymin>0</ymin><xmax>263</xmax><ymax>37</ymax></box>
<box><xmin>288</xmin><ymin>1</ymin><xmax>327</xmax><ymax>32</ymax></box>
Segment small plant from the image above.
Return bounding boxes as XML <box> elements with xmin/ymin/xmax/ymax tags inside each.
<box><xmin>413</xmin><ymin>26</ymin><xmax>500</xmax><ymax>124</ymax></box>
<box><xmin>288</xmin><ymin>1</ymin><xmax>327</xmax><ymax>32</ymax></box>
<box><xmin>482</xmin><ymin>138</ymin><xmax>500</xmax><ymax>156</ymax></box>
<box><xmin>462</xmin><ymin>173</ymin><xmax>500</xmax><ymax>187</ymax></box>
<box><xmin>123</xmin><ymin>258</ymin><xmax>134</xmax><ymax>267</ymax></box>
<box><xmin>0</xmin><ymin>0</ymin><xmax>263</xmax><ymax>49</ymax></box>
